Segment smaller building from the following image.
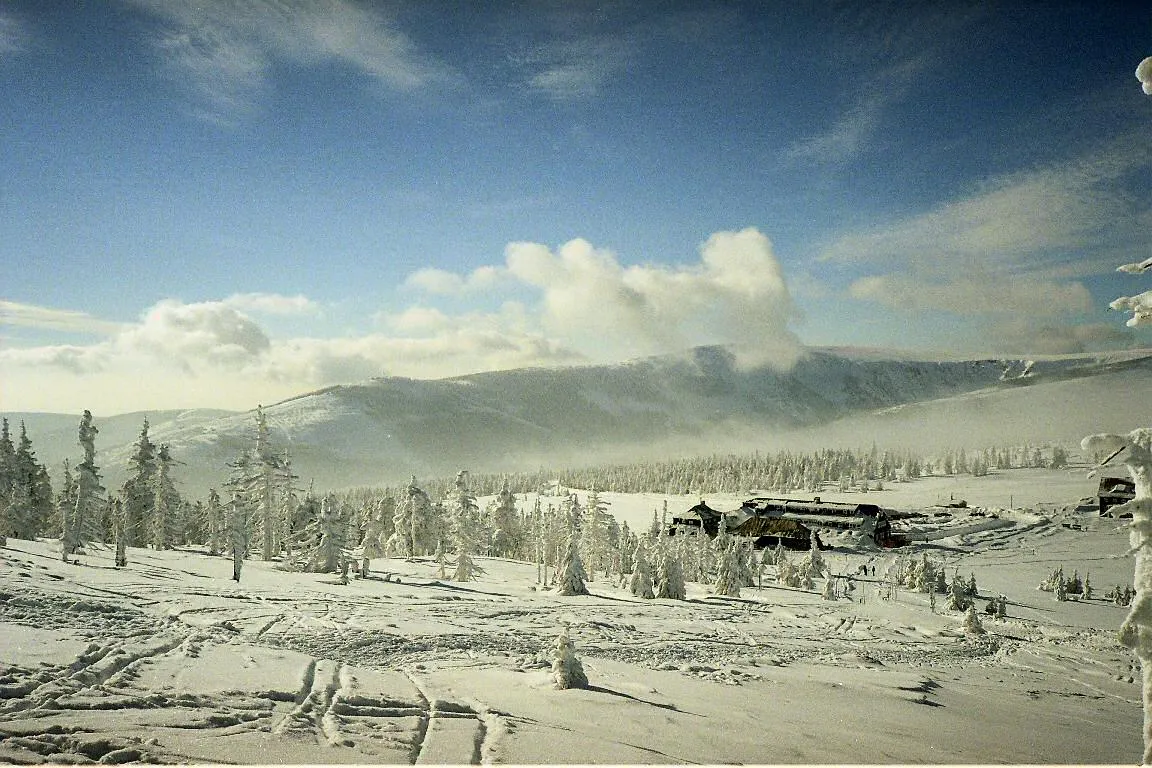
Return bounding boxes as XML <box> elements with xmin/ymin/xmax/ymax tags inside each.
<box><xmin>1099</xmin><ymin>476</ymin><xmax>1136</xmax><ymax>517</ymax></box>
<box><xmin>669</xmin><ymin>501</ymin><xmax>724</xmax><ymax>537</ymax></box>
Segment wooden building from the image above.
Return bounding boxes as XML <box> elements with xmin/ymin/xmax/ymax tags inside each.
<box><xmin>1099</xmin><ymin>476</ymin><xmax>1136</xmax><ymax>517</ymax></box>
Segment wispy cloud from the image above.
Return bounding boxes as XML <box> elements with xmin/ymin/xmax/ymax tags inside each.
<box><xmin>127</xmin><ymin>0</ymin><xmax>448</xmax><ymax>118</ymax></box>
<box><xmin>787</xmin><ymin>92</ymin><xmax>888</xmax><ymax>165</ymax></box>
<box><xmin>0</xmin><ymin>301</ymin><xmax>126</xmax><ymax>336</ymax></box>
<box><xmin>518</xmin><ymin>33</ymin><xmax>631</xmax><ymax>100</ymax></box>
<box><xmin>0</xmin><ymin>10</ymin><xmax>27</xmax><ymax>56</ymax></box>
<box><xmin>847</xmin><ymin>274</ymin><xmax>1092</xmax><ymax>318</ymax></box>
<box><xmin>820</xmin><ymin>147</ymin><xmax>1148</xmax><ymax>274</ymax></box>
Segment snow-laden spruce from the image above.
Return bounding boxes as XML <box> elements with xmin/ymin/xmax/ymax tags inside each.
<box><xmin>550</xmin><ymin>626</ymin><xmax>589</xmax><ymax>690</ymax></box>
<box><xmin>61</xmin><ymin>410</ymin><xmax>105</xmax><ymax>562</ymax></box>
<box><xmin>629</xmin><ymin>541</ymin><xmax>655</xmax><ymax>599</ymax></box>
<box><xmin>655</xmin><ymin>538</ymin><xmax>686</xmax><ymax>600</ymax></box>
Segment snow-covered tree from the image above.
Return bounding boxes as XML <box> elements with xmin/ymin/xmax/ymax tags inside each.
<box><xmin>550</xmin><ymin>626</ymin><xmax>588</xmax><ymax>690</ymax></box>
<box><xmin>947</xmin><ymin>569</ymin><xmax>972</xmax><ymax>611</ymax></box>
<box><xmin>121</xmin><ymin>418</ymin><xmax>157</xmax><ymax>548</ymax></box>
<box><xmin>1085</xmin><ymin>152</ymin><xmax>1152</xmax><ymax>756</ymax></box>
<box><xmin>358</xmin><ymin>500</ymin><xmax>388</xmax><ymax>578</ymax></box>
<box><xmin>227</xmin><ymin>491</ymin><xmax>249</xmax><ymax>582</ymax></box>
<box><xmin>205</xmin><ymin>489</ymin><xmax>225</xmax><ymax>556</ymax></box>
<box><xmin>7</xmin><ymin>423</ymin><xmax>53</xmax><ymax>541</ymax></box>
<box><xmin>62</xmin><ymin>411</ymin><xmax>104</xmax><ymax>561</ymax></box>
<box><xmin>449</xmin><ymin>471</ymin><xmax>484</xmax><ymax>582</ymax></box>
<box><xmin>305</xmin><ymin>494</ymin><xmax>351</xmax><ymax>574</ymax></box>
<box><xmin>555</xmin><ymin>519</ymin><xmax>589</xmax><ymax>596</ymax></box>
<box><xmin>796</xmin><ymin>530</ymin><xmax>825</xmax><ymax>581</ymax></box>
<box><xmin>713</xmin><ymin>540</ymin><xmax>743</xmax><ymax>597</ymax></box>
<box><xmin>655</xmin><ymin>539</ymin><xmax>686</xmax><ymax>600</ymax></box>
<box><xmin>963</xmin><ymin>604</ymin><xmax>986</xmax><ymax>635</ymax></box>
<box><xmin>148</xmin><ymin>445</ymin><xmax>180</xmax><ymax>550</ymax></box>
<box><xmin>489</xmin><ymin>478</ymin><xmax>520</xmax><ymax>557</ymax></box>
<box><xmin>629</xmin><ymin>541</ymin><xmax>655</xmax><ymax>599</ymax></box>
<box><xmin>110</xmin><ymin>497</ymin><xmax>127</xmax><ymax>567</ymax></box>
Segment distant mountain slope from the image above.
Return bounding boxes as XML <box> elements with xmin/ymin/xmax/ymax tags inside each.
<box><xmin>8</xmin><ymin>346</ymin><xmax>1151</xmax><ymax>497</ymax></box>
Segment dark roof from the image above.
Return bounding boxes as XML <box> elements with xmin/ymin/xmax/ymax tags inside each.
<box><xmin>731</xmin><ymin>517</ymin><xmax>812</xmax><ymax>538</ymax></box>
<box><xmin>741</xmin><ymin>497</ymin><xmax>882</xmax><ymax>518</ymax></box>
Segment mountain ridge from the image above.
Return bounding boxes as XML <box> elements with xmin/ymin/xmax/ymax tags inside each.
<box><xmin>6</xmin><ymin>345</ymin><xmax>1151</xmax><ymax>498</ymax></box>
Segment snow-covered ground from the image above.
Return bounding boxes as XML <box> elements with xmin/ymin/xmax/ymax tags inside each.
<box><xmin>0</xmin><ymin>467</ymin><xmax>1143</xmax><ymax>764</ymax></box>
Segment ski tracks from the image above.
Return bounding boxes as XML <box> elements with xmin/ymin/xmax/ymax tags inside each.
<box><xmin>404</xmin><ymin>668</ymin><xmax>502</xmax><ymax>765</ymax></box>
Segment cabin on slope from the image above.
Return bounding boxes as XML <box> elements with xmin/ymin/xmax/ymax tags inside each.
<box><xmin>670</xmin><ymin>501</ymin><xmax>724</xmax><ymax>537</ymax></box>
<box><xmin>1099</xmin><ymin>476</ymin><xmax>1136</xmax><ymax>517</ymax></box>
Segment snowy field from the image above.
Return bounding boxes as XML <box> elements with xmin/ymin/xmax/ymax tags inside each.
<box><xmin>0</xmin><ymin>467</ymin><xmax>1144</xmax><ymax>764</ymax></box>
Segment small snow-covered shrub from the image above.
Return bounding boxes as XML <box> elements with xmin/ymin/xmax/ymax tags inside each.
<box><xmin>550</xmin><ymin>627</ymin><xmax>588</xmax><ymax>690</ymax></box>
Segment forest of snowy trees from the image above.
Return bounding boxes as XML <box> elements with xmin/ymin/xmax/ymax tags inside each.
<box><xmin>0</xmin><ymin>407</ymin><xmax>1079</xmax><ymax>575</ymax></box>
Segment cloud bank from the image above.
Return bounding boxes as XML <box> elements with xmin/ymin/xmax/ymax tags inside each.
<box><xmin>3</xmin><ymin>230</ymin><xmax>804</xmax><ymax>414</ymax></box>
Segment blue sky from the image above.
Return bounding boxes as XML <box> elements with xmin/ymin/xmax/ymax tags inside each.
<box><xmin>1</xmin><ymin>1</ymin><xmax>1150</xmax><ymax>414</ymax></box>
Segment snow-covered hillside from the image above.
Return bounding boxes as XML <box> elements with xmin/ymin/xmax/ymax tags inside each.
<box><xmin>0</xmin><ymin>468</ymin><xmax>1142</xmax><ymax>764</ymax></box>
<box><xmin>9</xmin><ymin>346</ymin><xmax>1152</xmax><ymax>497</ymax></box>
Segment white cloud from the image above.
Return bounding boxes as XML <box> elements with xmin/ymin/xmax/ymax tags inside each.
<box><xmin>0</xmin><ymin>301</ymin><xmax>126</xmax><ymax>336</ymax></box>
<box><xmin>0</xmin><ymin>296</ymin><xmax>581</xmax><ymax>413</ymax></box>
<box><xmin>223</xmin><ymin>292</ymin><xmax>321</xmax><ymax>315</ymax></box>
<box><xmin>128</xmin><ymin>0</ymin><xmax>447</xmax><ymax>116</ymax></box>
<box><xmin>404</xmin><ymin>266</ymin><xmax>503</xmax><ymax>296</ymax></box>
<box><xmin>1138</xmin><ymin>56</ymin><xmax>1152</xmax><ymax>96</ymax></box>
<box><xmin>848</xmin><ymin>274</ymin><xmax>1093</xmax><ymax>317</ymax></box>
<box><xmin>501</xmin><ymin>227</ymin><xmax>801</xmax><ymax>368</ymax></box>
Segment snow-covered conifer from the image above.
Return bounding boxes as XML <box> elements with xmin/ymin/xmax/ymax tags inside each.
<box><xmin>149</xmin><ymin>445</ymin><xmax>180</xmax><ymax>550</ymax></box>
<box><xmin>947</xmin><ymin>570</ymin><xmax>972</xmax><ymax>611</ymax></box>
<box><xmin>306</xmin><ymin>494</ymin><xmax>350</xmax><ymax>574</ymax></box>
<box><xmin>490</xmin><ymin>478</ymin><xmax>520</xmax><ymax>557</ymax></box>
<box><xmin>655</xmin><ymin>540</ymin><xmax>686</xmax><ymax>600</ymax></box>
<box><xmin>227</xmin><ymin>492</ymin><xmax>248</xmax><ymax>582</ymax></box>
<box><xmin>111</xmin><ymin>498</ymin><xmax>127</xmax><ymax>567</ymax></box>
<box><xmin>550</xmin><ymin>626</ymin><xmax>588</xmax><ymax>690</ymax></box>
<box><xmin>206</xmin><ymin>489</ymin><xmax>225</xmax><ymax>556</ymax></box>
<box><xmin>822</xmin><ymin>577</ymin><xmax>836</xmax><ymax>600</ymax></box>
<box><xmin>435</xmin><ymin>538</ymin><xmax>447</xmax><ymax>578</ymax></box>
<box><xmin>629</xmin><ymin>541</ymin><xmax>655</xmax><ymax>599</ymax></box>
<box><xmin>62</xmin><ymin>411</ymin><xmax>105</xmax><ymax>561</ymax></box>
<box><xmin>121</xmin><ymin>418</ymin><xmax>156</xmax><ymax>547</ymax></box>
<box><xmin>713</xmin><ymin>540</ymin><xmax>742</xmax><ymax>597</ymax></box>
<box><xmin>359</xmin><ymin>500</ymin><xmax>387</xmax><ymax>578</ymax></box>
<box><xmin>555</xmin><ymin>526</ymin><xmax>589</xmax><ymax>596</ymax></box>
<box><xmin>963</xmin><ymin>604</ymin><xmax>986</xmax><ymax>635</ymax></box>
<box><xmin>449</xmin><ymin>471</ymin><xmax>484</xmax><ymax>582</ymax></box>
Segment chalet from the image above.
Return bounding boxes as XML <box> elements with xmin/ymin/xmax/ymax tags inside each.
<box><xmin>736</xmin><ymin>496</ymin><xmax>900</xmax><ymax>547</ymax></box>
<box><xmin>669</xmin><ymin>495</ymin><xmax>902</xmax><ymax>548</ymax></box>
<box><xmin>669</xmin><ymin>501</ymin><xmax>724</xmax><ymax>537</ymax></box>
<box><xmin>1099</xmin><ymin>476</ymin><xmax>1136</xmax><ymax>517</ymax></box>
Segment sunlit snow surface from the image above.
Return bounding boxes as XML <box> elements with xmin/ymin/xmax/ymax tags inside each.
<box><xmin>0</xmin><ymin>467</ymin><xmax>1143</xmax><ymax>763</ymax></box>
